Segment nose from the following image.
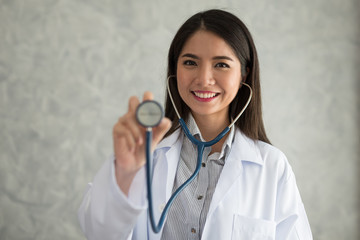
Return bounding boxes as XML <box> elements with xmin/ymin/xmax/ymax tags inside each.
<box><xmin>195</xmin><ymin>64</ymin><xmax>215</xmax><ymax>86</ymax></box>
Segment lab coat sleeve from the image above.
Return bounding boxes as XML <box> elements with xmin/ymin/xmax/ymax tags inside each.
<box><xmin>78</xmin><ymin>157</ymin><xmax>147</xmax><ymax>240</ymax></box>
<box><xmin>275</xmin><ymin>160</ymin><xmax>313</xmax><ymax>240</ymax></box>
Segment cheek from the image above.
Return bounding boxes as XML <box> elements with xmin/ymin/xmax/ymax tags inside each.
<box><xmin>225</xmin><ymin>74</ymin><xmax>242</xmax><ymax>90</ymax></box>
<box><xmin>224</xmin><ymin>76</ymin><xmax>242</xmax><ymax>100</ymax></box>
<box><xmin>176</xmin><ymin>67</ymin><xmax>191</xmax><ymax>93</ymax></box>
<box><xmin>177</xmin><ymin>79</ymin><xmax>190</xmax><ymax>103</ymax></box>
<box><xmin>175</xmin><ymin>75</ymin><xmax>187</xmax><ymax>100</ymax></box>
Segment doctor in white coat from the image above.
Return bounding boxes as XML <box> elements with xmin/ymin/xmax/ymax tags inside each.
<box><xmin>78</xmin><ymin>9</ymin><xmax>313</xmax><ymax>240</ymax></box>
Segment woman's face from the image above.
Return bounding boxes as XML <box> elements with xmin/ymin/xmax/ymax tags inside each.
<box><xmin>176</xmin><ymin>30</ymin><xmax>242</xmax><ymax>121</ymax></box>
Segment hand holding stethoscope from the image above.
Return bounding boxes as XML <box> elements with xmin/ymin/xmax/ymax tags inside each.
<box><xmin>113</xmin><ymin>79</ymin><xmax>252</xmax><ymax>233</ymax></box>
<box><xmin>135</xmin><ymin>77</ymin><xmax>252</xmax><ymax>233</ymax></box>
<box><xmin>112</xmin><ymin>92</ymin><xmax>171</xmax><ymax>195</ymax></box>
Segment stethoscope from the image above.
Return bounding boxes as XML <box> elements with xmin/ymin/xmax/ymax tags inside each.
<box><xmin>135</xmin><ymin>76</ymin><xmax>253</xmax><ymax>233</ymax></box>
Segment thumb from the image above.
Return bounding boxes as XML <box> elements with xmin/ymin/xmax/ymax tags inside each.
<box><xmin>152</xmin><ymin>117</ymin><xmax>172</xmax><ymax>146</ymax></box>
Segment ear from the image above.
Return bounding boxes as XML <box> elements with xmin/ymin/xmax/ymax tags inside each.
<box><xmin>240</xmin><ymin>67</ymin><xmax>250</xmax><ymax>85</ymax></box>
<box><xmin>244</xmin><ymin>67</ymin><xmax>250</xmax><ymax>80</ymax></box>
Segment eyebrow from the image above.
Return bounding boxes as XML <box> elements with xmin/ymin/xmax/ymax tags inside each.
<box><xmin>181</xmin><ymin>53</ymin><xmax>234</xmax><ymax>61</ymax></box>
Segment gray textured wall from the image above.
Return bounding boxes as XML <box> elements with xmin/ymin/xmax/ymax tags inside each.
<box><xmin>1</xmin><ymin>0</ymin><xmax>359</xmax><ymax>239</ymax></box>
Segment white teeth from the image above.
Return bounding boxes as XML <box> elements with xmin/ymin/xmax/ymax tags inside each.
<box><xmin>194</xmin><ymin>92</ymin><xmax>217</xmax><ymax>98</ymax></box>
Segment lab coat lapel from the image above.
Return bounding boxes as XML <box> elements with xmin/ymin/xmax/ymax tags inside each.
<box><xmin>163</xmin><ymin>130</ymin><xmax>183</xmax><ymax>200</ymax></box>
<box><xmin>154</xmin><ymin>129</ymin><xmax>183</xmax><ymax>201</ymax></box>
<box><xmin>207</xmin><ymin>129</ymin><xmax>262</xmax><ymax>218</ymax></box>
<box><xmin>148</xmin><ymin>129</ymin><xmax>183</xmax><ymax>240</ymax></box>
<box><xmin>154</xmin><ymin>128</ymin><xmax>183</xmax><ymax>201</ymax></box>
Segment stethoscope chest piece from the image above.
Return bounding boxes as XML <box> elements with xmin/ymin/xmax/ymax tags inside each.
<box><xmin>136</xmin><ymin>100</ymin><xmax>164</xmax><ymax>128</ymax></box>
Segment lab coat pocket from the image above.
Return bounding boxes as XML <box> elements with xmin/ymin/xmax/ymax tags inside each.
<box><xmin>231</xmin><ymin>215</ymin><xmax>276</xmax><ymax>240</ymax></box>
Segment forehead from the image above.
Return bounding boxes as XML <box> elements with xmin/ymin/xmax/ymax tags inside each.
<box><xmin>180</xmin><ymin>30</ymin><xmax>237</xmax><ymax>58</ymax></box>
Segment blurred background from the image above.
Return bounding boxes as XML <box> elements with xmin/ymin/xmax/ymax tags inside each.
<box><xmin>0</xmin><ymin>0</ymin><xmax>359</xmax><ymax>239</ymax></box>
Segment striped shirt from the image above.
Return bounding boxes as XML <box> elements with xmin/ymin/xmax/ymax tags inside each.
<box><xmin>161</xmin><ymin>114</ymin><xmax>235</xmax><ymax>240</ymax></box>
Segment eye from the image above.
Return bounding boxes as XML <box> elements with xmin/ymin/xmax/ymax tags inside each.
<box><xmin>215</xmin><ymin>62</ymin><xmax>230</xmax><ymax>68</ymax></box>
<box><xmin>183</xmin><ymin>60</ymin><xmax>197</xmax><ymax>66</ymax></box>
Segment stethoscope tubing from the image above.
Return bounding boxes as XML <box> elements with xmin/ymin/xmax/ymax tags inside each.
<box><xmin>145</xmin><ymin>121</ymin><xmax>230</xmax><ymax>233</ymax></box>
<box><xmin>145</xmin><ymin>75</ymin><xmax>252</xmax><ymax>233</ymax></box>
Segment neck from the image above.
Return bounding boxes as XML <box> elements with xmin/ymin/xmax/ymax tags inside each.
<box><xmin>192</xmin><ymin>112</ymin><xmax>230</xmax><ymax>153</ymax></box>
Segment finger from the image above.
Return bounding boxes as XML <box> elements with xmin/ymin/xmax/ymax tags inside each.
<box><xmin>122</xmin><ymin>130</ymin><xmax>136</xmax><ymax>153</ymax></box>
<box><xmin>117</xmin><ymin>113</ymin><xmax>145</xmax><ymax>144</ymax></box>
<box><xmin>142</xmin><ymin>91</ymin><xmax>154</xmax><ymax>102</ymax></box>
<box><xmin>128</xmin><ymin>96</ymin><xmax>140</xmax><ymax>113</ymax></box>
<box><xmin>152</xmin><ymin>117</ymin><xmax>172</xmax><ymax>145</ymax></box>
<box><xmin>113</xmin><ymin>124</ymin><xmax>137</xmax><ymax>152</ymax></box>
<box><xmin>123</xmin><ymin>117</ymin><xmax>144</xmax><ymax>145</ymax></box>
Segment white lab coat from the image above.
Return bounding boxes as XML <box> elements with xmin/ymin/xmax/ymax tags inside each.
<box><xmin>78</xmin><ymin>128</ymin><xmax>312</xmax><ymax>240</ymax></box>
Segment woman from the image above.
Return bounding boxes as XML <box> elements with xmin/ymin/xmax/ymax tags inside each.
<box><xmin>78</xmin><ymin>9</ymin><xmax>312</xmax><ymax>240</ymax></box>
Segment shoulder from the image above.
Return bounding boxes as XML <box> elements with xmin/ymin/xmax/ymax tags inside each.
<box><xmin>258</xmin><ymin>140</ymin><xmax>291</xmax><ymax>179</ymax></box>
<box><xmin>234</xmin><ymin>129</ymin><xmax>293</xmax><ymax>181</ymax></box>
<box><xmin>256</xmin><ymin>139</ymin><xmax>287</xmax><ymax>166</ymax></box>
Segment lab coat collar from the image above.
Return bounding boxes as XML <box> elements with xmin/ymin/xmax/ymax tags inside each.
<box><xmin>156</xmin><ymin>128</ymin><xmax>182</xmax><ymax>150</ymax></box>
<box><xmin>229</xmin><ymin>128</ymin><xmax>263</xmax><ymax>166</ymax></box>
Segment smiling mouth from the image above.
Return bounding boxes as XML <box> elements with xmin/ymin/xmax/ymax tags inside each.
<box><xmin>192</xmin><ymin>91</ymin><xmax>219</xmax><ymax>99</ymax></box>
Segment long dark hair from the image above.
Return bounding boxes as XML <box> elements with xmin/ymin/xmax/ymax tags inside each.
<box><xmin>164</xmin><ymin>9</ymin><xmax>270</xmax><ymax>144</ymax></box>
